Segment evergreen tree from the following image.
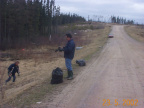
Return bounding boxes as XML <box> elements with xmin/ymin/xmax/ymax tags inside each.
<box><xmin>0</xmin><ymin>0</ymin><xmax>86</xmax><ymax>50</ymax></box>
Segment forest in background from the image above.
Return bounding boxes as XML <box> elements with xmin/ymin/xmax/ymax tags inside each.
<box><xmin>0</xmin><ymin>0</ymin><xmax>86</xmax><ymax>50</ymax></box>
<box><xmin>110</xmin><ymin>16</ymin><xmax>134</xmax><ymax>24</ymax></box>
<box><xmin>0</xmin><ymin>0</ymin><xmax>139</xmax><ymax>50</ymax></box>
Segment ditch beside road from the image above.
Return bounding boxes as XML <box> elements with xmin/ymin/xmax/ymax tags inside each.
<box><xmin>35</xmin><ymin>25</ymin><xmax>144</xmax><ymax>108</ymax></box>
<box><xmin>1</xmin><ymin>24</ymin><xmax>111</xmax><ymax>107</ymax></box>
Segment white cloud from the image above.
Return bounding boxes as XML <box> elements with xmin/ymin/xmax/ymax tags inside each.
<box><xmin>60</xmin><ymin>6</ymin><xmax>80</xmax><ymax>13</ymax></box>
<box><xmin>56</xmin><ymin>0</ymin><xmax>144</xmax><ymax>24</ymax></box>
<box><xmin>132</xmin><ymin>3</ymin><xmax>144</xmax><ymax>12</ymax></box>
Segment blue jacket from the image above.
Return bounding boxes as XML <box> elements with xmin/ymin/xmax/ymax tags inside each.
<box><xmin>8</xmin><ymin>63</ymin><xmax>19</xmax><ymax>75</ymax></box>
<box><xmin>63</xmin><ymin>39</ymin><xmax>75</xmax><ymax>60</ymax></box>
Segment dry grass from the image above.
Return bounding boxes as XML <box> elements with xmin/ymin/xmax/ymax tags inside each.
<box><xmin>125</xmin><ymin>25</ymin><xmax>144</xmax><ymax>42</ymax></box>
<box><xmin>0</xmin><ymin>23</ymin><xmax>111</xmax><ymax>107</ymax></box>
<box><xmin>0</xmin><ymin>64</ymin><xmax>7</xmax><ymax>108</ymax></box>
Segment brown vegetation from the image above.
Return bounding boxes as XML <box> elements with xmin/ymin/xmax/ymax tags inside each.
<box><xmin>125</xmin><ymin>25</ymin><xmax>144</xmax><ymax>42</ymax></box>
<box><xmin>0</xmin><ymin>23</ymin><xmax>111</xmax><ymax>107</ymax></box>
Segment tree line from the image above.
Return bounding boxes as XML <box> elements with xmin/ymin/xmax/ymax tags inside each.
<box><xmin>111</xmin><ymin>16</ymin><xmax>134</xmax><ymax>24</ymax></box>
<box><xmin>0</xmin><ymin>0</ymin><xmax>86</xmax><ymax>50</ymax></box>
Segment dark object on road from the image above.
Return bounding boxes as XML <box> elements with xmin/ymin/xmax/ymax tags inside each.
<box><xmin>108</xmin><ymin>34</ymin><xmax>114</xmax><ymax>38</ymax></box>
<box><xmin>76</xmin><ymin>60</ymin><xmax>86</xmax><ymax>66</ymax></box>
<box><xmin>55</xmin><ymin>47</ymin><xmax>64</xmax><ymax>52</ymax></box>
<box><xmin>51</xmin><ymin>67</ymin><xmax>63</xmax><ymax>84</ymax></box>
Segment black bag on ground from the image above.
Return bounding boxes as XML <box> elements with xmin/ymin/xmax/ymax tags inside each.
<box><xmin>76</xmin><ymin>60</ymin><xmax>86</xmax><ymax>66</ymax></box>
<box><xmin>51</xmin><ymin>67</ymin><xmax>63</xmax><ymax>84</ymax></box>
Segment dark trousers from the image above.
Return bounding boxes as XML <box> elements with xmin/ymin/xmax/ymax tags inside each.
<box><xmin>6</xmin><ymin>75</ymin><xmax>16</xmax><ymax>82</ymax></box>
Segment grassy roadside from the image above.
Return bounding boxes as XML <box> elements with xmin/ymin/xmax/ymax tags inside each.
<box><xmin>3</xmin><ymin>25</ymin><xmax>111</xmax><ymax>108</ymax></box>
<box><xmin>125</xmin><ymin>25</ymin><xmax>144</xmax><ymax>42</ymax></box>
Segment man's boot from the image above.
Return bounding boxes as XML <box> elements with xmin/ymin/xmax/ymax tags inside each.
<box><xmin>67</xmin><ymin>71</ymin><xmax>73</xmax><ymax>80</ymax></box>
<box><xmin>66</xmin><ymin>70</ymin><xmax>70</xmax><ymax>78</ymax></box>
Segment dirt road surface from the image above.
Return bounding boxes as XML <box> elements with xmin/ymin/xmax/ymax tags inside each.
<box><xmin>36</xmin><ymin>25</ymin><xmax>144</xmax><ymax>108</ymax></box>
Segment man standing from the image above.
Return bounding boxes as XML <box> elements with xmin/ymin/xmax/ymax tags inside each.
<box><xmin>63</xmin><ymin>33</ymin><xmax>75</xmax><ymax>80</ymax></box>
<box><xmin>5</xmin><ymin>61</ymin><xmax>20</xmax><ymax>84</ymax></box>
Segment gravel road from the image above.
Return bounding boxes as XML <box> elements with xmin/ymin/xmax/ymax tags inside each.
<box><xmin>36</xmin><ymin>25</ymin><xmax>144</xmax><ymax>108</ymax></box>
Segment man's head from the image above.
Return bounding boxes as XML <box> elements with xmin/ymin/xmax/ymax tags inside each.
<box><xmin>66</xmin><ymin>33</ymin><xmax>72</xmax><ymax>41</ymax></box>
<box><xmin>15</xmin><ymin>61</ymin><xmax>19</xmax><ymax>66</ymax></box>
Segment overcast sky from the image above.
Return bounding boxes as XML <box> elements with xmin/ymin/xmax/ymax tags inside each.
<box><xmin>56</xmin><ymin>0</ymin><xmax>144</xmax><ymax>24</ymax></box>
